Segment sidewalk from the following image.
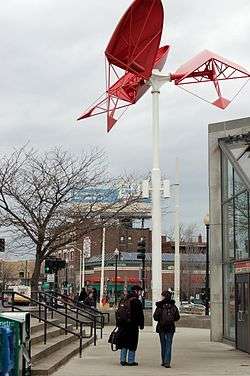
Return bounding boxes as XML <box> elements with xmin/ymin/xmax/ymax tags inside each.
<box><xmin>54</xmin><ymin>327</ymin><xmax>250</xmax><ymax>376</ymax></box>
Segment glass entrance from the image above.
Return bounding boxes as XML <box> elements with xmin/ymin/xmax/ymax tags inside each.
<box><xmin>236</xmin><ymin>274</ymin><xmax>250</xmax><ymax>353</ymax></box>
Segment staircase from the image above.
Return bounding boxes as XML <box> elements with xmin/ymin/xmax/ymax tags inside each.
<box><xmin>2</xmin><ymin>290</ymin><xmax>109</xmax><ymax>376</ymax></box>
<box><xmin>30</xmin><ymin>318</ymin><xmax>94</xmax><ymax>375</ymax></box>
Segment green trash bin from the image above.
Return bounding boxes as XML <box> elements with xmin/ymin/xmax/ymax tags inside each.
<box><xmin>0</xmin><ymin>316</ymin><xmax>21</xmax><ymax>376</ymax></box>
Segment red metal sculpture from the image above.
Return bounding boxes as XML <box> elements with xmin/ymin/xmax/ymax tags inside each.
<box><xmin>78</xmin><ymin>46</ymin><xmax>170</xmax><ymax>132</ymax></box>
<box><xmin>78</xmin><ymin>0</ymin><xmax>249</xmax><ymax>130</ymax></box>
<box><xmin>105</xmin><ymin>0</ymin><xmax>164</xmax><ymax>80</ymax></box>
<box><xmin>171</xmin><ymin>50</ymin><xmax>250</xmax><ymax>109</ymax></box>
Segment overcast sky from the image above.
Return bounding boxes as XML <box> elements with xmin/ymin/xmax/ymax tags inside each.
<box><xmin>0</xmin><ymin>0</ymin><xmax>249</xmax><ymax>239</ymax></box>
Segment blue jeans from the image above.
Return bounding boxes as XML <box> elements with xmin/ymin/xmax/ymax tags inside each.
<box><xmin>120</xmin><ymin>348</ymin><xmax>136</xmax><ymax>364</ymax></box>
<box><xmin>159</xmin><ymin>332</ymin><xmax>174</xmax><ymax>365</ymax></box>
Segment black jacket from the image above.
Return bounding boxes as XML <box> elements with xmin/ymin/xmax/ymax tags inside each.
<box><xmin>116</xmin><ymin>292</ymin><xmax>144</xmax><ymax>351</ymax></box>
<box><xmin>153</xmin><ymin>298</ymin><xmax>180</xmax><ymax>333</ymax></box>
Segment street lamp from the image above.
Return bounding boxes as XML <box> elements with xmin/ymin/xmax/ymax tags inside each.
<box><xmin>66</xmin><ymin>244</ymin><xmax>84</xmax><ymax>293</ymax></box>
<box><xmin>65</xmin><ymin>257</ymin><xmax>69</xmax><ymax>295</ymax></box>
<box><xmin>203</xmin><ymin>213</ymin><xmax>210</xmax><ymax>316</ymax></box>
<box><xmin>114</xmin><ymin>248</ymin><xmax>119</xmax><ymax>307</ymax></box>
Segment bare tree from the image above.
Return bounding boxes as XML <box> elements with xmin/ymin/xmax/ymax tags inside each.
<box><xmin>167</xmin><ymin>223</ymin><xmax>205</xmax><ymax>300</ymax></box>
<box><xmin>0</xmin><ymin>146</ymin><xmax>141</xmax><ymax>291</ymax></box>
<box><xmin>0</xmin><ymin>260</ymin><xmax>15</xmax><ymax>289</ymax></box>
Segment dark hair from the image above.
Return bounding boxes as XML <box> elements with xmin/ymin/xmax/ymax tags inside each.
<box><xmin>161</xmin><ymin>290</ymin><xmax>172</xmax><ymax>300</ymax></box>
<box><xmin>131</xmin><ymin>285</ymin><xmax>143</xmax><ymax>292</ymax></box>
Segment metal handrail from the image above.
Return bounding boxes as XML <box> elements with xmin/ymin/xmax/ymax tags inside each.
<box><xmin>35</xmin><ymin>291</ymin><xmax>100</xmax><ymax>343</ymax></box>
<box><xmin>2</xmin><ymin>291</ymin><xmax>94</xmax><ymax>357</ymax></box>
<box><xmin>44</xmin><ymin>290</ymin><xmax>110</xmax><ymax>325</ymax></box>
<box><xmin>39</xmin><ymin>290</ymin><xmax>110</xmax><ymax>340</ymax></box>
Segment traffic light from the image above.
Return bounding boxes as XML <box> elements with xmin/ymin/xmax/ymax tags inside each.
<box><xmin>45</xmin><ymin>259</ymin><xmax>54</xmax><ymax>274</ymax></box>
<box><xmin>137</xmin><ymin>239</ymin><xmax>146</xmax><ymax>260</ymax></box>
<box><xmin>0</xmin><ymin>238</ymin><xmax>5</xmax><ymax>252</ymax></box>
<box><xmin>44</xmin><ymin>258</ymin><xmax>66</xmax><ymax>274</ymax></box>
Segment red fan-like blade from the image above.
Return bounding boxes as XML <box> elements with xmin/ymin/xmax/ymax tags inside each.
<box><xmin>171</xmin><ymin>50</ymin><xmax>250</xmax><ymax>109</ymax></box>
<box><xmin>78</xmin><ymin>45</ymin><xmax>170</xmax><ymax>130</ymax></box>
<box><xmin>105</xmin><ymin>0</ymin><xmax>164</xmax><ymax>80</ymax></box>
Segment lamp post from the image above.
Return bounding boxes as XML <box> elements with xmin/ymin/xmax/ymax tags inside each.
<box><xmin>66</xmin><ymin>244</ymin><xmax>85</xmax><ymax>293</ymax></box>
<box><xmin>65</xmin><ymin>257</ymin><xmax>69</xmax><ymax>295</ymax></box>
<box><xmin>114</xmin><ymin>248</ymin><xmax>119</xmax><ymax>307</ymax></box>
<box><xmin>203</xmin><ymin>213</ymin><xmax>210</xmax><ymax>316</ymax></box>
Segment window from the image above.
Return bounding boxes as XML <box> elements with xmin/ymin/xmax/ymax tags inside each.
<box><xmin>128</xmin><ymin>236</ymin><xmax>132</xmax><ymax>243</ymax></box>
<box><xmin>221</xmin><ymin>143</ymin><xmax>250</xmax><ymax>342</ymax></box>
<box><xmin>120</xmin><ymin>236</ymin><xmax>124</xmax><ymax>242</ymax></box>
<box><xmin>222</xmin><ymin>153</ymin><xmax>233</xmax><ymax>200</ymax></box>
<box><xmin>222</xmin><ymin>200</ymin><xmax>234</xmax><ymax>261</ymax></box>
<box><xmin>235</xmin><ymin>191</ymin><xmax>249</xmax><ymax>260</ymax></box>
<box><xmin>223</xmin><ymin>263</ymin><xmax>235</xmax><ymax>340</ymax></box>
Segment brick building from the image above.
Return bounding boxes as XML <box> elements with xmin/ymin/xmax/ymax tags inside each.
<box><xmin>55</xmin><ymin>220</ymin><xmax>206</xmax><ymax>300</ymax></box>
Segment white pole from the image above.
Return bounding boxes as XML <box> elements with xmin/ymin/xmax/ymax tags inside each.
<box><xmin>150</xmin><ymin>70</ymin><xmax>171</xmax><ymax>330</ymax></box>
<box><xmin>79</xmin><ymin>250</ymin><xmax>83</xmax><ymax>293</ymax></box>
<box><xmin>151</xmin><ymin>78</ymin><xmax>162</xmax><ymax>330</ymax></box>
<box><xmin>174</xmin><ymin>158</ymin><xmax>180</xmax><ymax>308</ymax></box>
<box><xmin>99</xmin><ymin>227</ymin><xmax>106</xmax><ymax>307</ymax></box>
<box><xmin>82</xmin><ymin>252</ymin><xmax>85</xmax><ymax>288</ymax></box>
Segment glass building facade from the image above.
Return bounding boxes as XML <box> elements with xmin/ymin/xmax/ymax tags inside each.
<box><xmin>220</xmin><ymin>133</ymin><xmax>250</xmax><ymax>345</ymax></box>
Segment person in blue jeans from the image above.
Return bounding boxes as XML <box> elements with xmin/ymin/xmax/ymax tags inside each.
<box><xmin>116</xmin><ymin>285</ymin><xmax>144</xmax><ymax>366</ymax></box>
<box><xmin>153</xmin><ymin>290</ymin><xmax>180</xmax><ymax>368</ymax></box>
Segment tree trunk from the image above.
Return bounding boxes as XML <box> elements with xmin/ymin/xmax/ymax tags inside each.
<box><xmin>31</xmin><ymin>255</ymin><xmax>42</xmax><ymax>300</ymax></box>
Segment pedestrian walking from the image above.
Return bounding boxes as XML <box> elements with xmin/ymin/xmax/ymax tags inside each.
<box><xmin>116</xmin><ymin>285</ymin><xmax>144</xmax><ymax>367</ymax></box>
<box><xmin>84</xmin><ymin>291</ymin><xmax>95</xmax><ymax>307</ymax></box>
<box><xmin>92</xmin><ymin>287</ymin><xmax>97</xmax><ymax>308</ymax></box>
<box><xmin>78</xmin><ymin>287</ymin><xmax>87</xmax><ymax>304</ymax></box>
<box><xmin>153</xmin><ymin>290</ymin><xmax>180</xmax><ymax>368</ymax></box>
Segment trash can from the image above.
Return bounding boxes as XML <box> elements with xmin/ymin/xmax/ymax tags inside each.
<box><xmin>0</xmin><ymin>313</ymin><xmax>31</xmax><ymax>376</ymax></box>
<box><xmin>0</xmin><ymin>318</ymin><xmax>20</xmax><ymax>376</ymax></box>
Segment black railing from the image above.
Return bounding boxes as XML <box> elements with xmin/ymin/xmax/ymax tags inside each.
<box><xmin>35</xmin><ymin>291</ymin><xmax>102</xmax><ymax>343</ymax></box>
<box><xmin>41</xmin><ymin>290</ymin><xmax>110</xmax><ymax>333</ymax></box>
<box><xmin>2</xmin><ymin>291</ymin><xmax>95</xmax><ymax>357</ymax></box>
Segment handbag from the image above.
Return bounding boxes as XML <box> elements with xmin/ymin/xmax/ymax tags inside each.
<box><xmin>108</xmin><ymin>327</ymin><xmax>120</xmax><ymax>352</ymax></box>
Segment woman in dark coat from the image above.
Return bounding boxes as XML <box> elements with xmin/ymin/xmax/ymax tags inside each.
<box><xmin>153</xmin><ymin>290</ymin><xmax>180</xmax><ymax>368</ymax></box>
<box><xmin>78</xmin><ymin>287</ymin><xmax>87</xmax><ymax>303</ymax></box>
<box><xmin>116</xmin><ymin>285</ymin><xmax>144</xmax><ymax>366</ymax></box>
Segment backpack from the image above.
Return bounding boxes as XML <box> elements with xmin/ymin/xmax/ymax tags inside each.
<box><xmin>159</xmin><ymin>303</ymin><xmax>176</xmax><ymax>326</ymax></box>
<box><xmin>116</xmin><ymin>297</ymin><xmax>135</xmax><ymax>324</ymax></box>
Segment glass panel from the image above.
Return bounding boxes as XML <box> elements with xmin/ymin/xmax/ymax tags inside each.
<box><xmin>223</xmin><ymin>263</ymin><xmax>235</xmax><ymax>340</ymax></box>
<box><xmin>238</xmin><ymin>146</ymin><xmax>250</xmax><ymax>181</ymax></box>
<box><xmin>222</xmin><ymin>200</ymin><xmax>234</xmax><ymax>261</ymax></box>
<box><xmin>235</xmin><ymin>191</ymin><xmax>249</xmax><ymax>260</ymax></box>
<box><xmin>222</xmin><ymin>153</ymin><xmax>234</xmax><ymax>201</ymax></box>
<box><xmin>234</xmin><ymin>170</ymin><xmax>247</xmax><ymax>195</ymax></box>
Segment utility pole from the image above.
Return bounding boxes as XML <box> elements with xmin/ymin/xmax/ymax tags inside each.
<box><xmin>25</xmin><ymin>260</ymin><xmax>28</xmax><ymax>286</ymax></box>
<box><xmin>174</xmin><ymin>158</ymin><xmax>180</xmax><ymax>308</ymax></box>
<box><xmin>99</xmin><ymin>227</ymin><xmax>106</xmax><ymax>307</ymax></box>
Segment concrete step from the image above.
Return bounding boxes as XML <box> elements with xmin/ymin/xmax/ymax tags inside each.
<box><xmin>31</xmin><ymin>319</ymin><xmax>61</xmax><ymax>335</ymax></box>
<box><xmin>31</xmin><ymin>324</ymin><xmax>74</xmax><ymax>345</ymax></box>
<box><xmin>31</xmin><ymin>333</ymin><xmax>79</xmax><ymax>363</ymax></box>
<box><xmin>31</xmin><ymin>337</ymin><xmax>94</xmax><ymax>375</ymax></box>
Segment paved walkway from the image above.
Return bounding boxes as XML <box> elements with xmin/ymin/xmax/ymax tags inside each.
<box><xmin>54</xmin><ymin>327</ymin><xmax>250</xmax><ymax>376</ymax></box>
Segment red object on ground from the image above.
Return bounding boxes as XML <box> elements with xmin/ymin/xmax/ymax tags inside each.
<box><xmin>171</xmin><ymin>50</ymin><xmax>250</xmax><ymax>109</ymax></box>
<box><xmin>105</xmin><ymin>0</ymin><xmax>164</xmax><ymax>80</ymax></box>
